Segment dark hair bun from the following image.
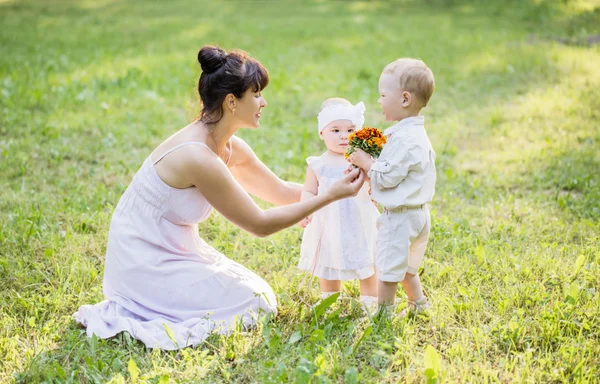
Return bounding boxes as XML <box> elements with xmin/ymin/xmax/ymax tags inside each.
<box><xmin>198</xmin><ymin>46</ymin><xmax>227</xmax><ymax>74</ymax></box>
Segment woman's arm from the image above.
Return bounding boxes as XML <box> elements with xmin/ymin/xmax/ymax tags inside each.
<box><xmin>184</xmin><ymin>147</ymin><xmax>364</xmax><ymax>237</ymax></box>
<box><xmin>229</xmin><ymin>136</ymin><xmax>302</xmax><ymax>206</ymax></box>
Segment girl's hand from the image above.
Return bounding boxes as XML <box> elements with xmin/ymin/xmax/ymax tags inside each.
<box><xmin>299</xmin><ymin>215</ymin><xmax>312</xmax><ymax>228</ymax></box>
<box><xmin>347</xmin><ymin>148</ymin><xmax>375</xmax><ymax>172</ymax></box>
<box><xmin>327</xmin><ymin>167</ymin><xmax>365</xmax><ymax>201</ymax></box>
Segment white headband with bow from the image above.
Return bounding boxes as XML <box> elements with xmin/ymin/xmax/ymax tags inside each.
<box><xmin>317</xmin><ymin>101</ymin><xmax>365</xmax><ymax>135</ymax></box>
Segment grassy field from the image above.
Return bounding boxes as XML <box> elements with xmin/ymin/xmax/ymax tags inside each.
<box><xmin>1</xmin><ymin>0</ymin><xmax>599</xmax><ymax>382</ymax></box>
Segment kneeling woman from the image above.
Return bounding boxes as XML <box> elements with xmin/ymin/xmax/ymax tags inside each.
<box><xmin>74</xmin><ymin>46</ymin><xmax>365</xmax><ymax>350</ymax></box>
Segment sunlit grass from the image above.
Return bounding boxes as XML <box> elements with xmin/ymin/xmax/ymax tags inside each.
<box><xmin>1</xmin><ymin>0</ymin><xmax>599</xmax><ymax>382</ymax></box>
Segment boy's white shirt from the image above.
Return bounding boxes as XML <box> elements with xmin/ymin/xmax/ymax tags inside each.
<box><xmin>367</xmin><ymin>116</ymin><xmax>436</xmax><ymax>209</ymax></box>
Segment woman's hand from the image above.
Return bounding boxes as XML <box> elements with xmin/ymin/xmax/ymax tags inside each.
<box><xmin>327</xmin><ymin>167</ymin><xmax>365</xmax><ymax>201</ymax></box>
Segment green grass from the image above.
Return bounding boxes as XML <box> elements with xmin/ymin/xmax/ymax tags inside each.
<box><xmin>1</xmin><ymin>0</ymin><xmax>599</xmax><ymax>382</ymax></box>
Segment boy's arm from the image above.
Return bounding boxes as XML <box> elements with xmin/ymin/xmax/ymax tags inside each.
<box><xmin>367</xmin><ymin>139</ymin><xmax>416</xmax><ymax>190</ymax></box>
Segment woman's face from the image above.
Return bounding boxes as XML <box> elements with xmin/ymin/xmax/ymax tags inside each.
<box><xmin>234</xmin><ymin>88</ymin><xmax>267</xmax><ymax>128</ymax></box>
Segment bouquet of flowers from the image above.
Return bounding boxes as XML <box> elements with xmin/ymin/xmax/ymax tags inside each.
<box><xmin>344</xmin><ymin>126</ymin><xmax>386</xmax><ymax>161</ymax></box>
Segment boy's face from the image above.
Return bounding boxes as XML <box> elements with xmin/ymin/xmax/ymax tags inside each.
<box><xmin>320</xmin><ymin>119</ymin><xmax>356</xmax><ymax>154</ymax></box>
<box><xmin>378</xmin><ymin>72</ymin><xmax>410</xmax><ymax>121</ymax></box>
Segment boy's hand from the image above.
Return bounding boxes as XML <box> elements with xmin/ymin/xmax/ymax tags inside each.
<box><xmin>345</xmin><ymin>165</ymin><xmax>370</xmax><ymax>181</ymax></box>
<box><xmin>347</xmin><ymin>148</ymin><xmax>375</xmax><ymax>173</ymax></box>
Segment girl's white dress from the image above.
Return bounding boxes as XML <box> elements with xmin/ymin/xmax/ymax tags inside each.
<box><xmin>298</xmin><ymin>155</ymin><xmax>380</xmax><ymax>280</ymax></box>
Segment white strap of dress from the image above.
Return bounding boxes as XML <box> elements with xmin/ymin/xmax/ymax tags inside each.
<box><xmin>152</xmin><ymin>142</ymin><xmax>211</xmax><ymax>165</ymax></box>
<box><xmin>226</xmin><ymin>140</ymin><xmax>232</xmax><ymax>165</ymax></box>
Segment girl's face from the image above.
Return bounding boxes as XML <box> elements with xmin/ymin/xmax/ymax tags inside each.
<box><xmin>234</xmin><ymin>88</ymin><xmax>267</xmax><ymax>128</ymax></box>
<box><xmin>320</xmin><ymin>119</ymin><xmax>356</xmax><ymax>154</ymax></box>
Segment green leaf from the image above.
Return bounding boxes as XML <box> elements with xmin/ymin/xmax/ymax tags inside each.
<box><xmin>310</xmin><ymin>329</ymin><xmax>325</xmax><ymax>342</ymax></box>
<box><xmin>162</xmin><ymin>323</ymin><xmax>179</xmax><ymax>349</ymax></box>
<box><xmin>573</xmin><ymin>254</ymin><xmax>586</xmax><ymax>276</ymax></box>
<box><xmin>314</xmin><ymin>354</ymin><xmax>327</xmax><ymax>376</ymax></box>
<box><xmin>90</xmin><ymin>334</ymin><xmax>97</xmax><ymax>358</ymax></box>
<box><xmin>53</xmin><ymin>361</ymin><xmax>66</xmax><ymax>379</ymax></box>
<box><xmin>269</xmin><ymin>332</ymin><xmax>281</xmax><ymax>349</ymax></box>
<box><xmin>343</xmin><ymin>345</ymin><xmax>354</xmax><ymax>357</ymax></box>
<box><xmin>557</xmin><ymin>195</ymin><xmax>567</xmax><ymax>208</ymax></box>
<box><xmin>352</xmin><ymin>325</ymin><xmax>372</xmax><ymax>354</ymax></box>
<box><xmin>424</xmin><ymin>345</ymin><xmax>442</xmax><ymax>383</ymax></box>
<box><xmin>563</xmin><ymin>281</ymin><xmax>580</xmax><ymax>303</ymax></box>
<box><xmin>128</xmin><ymin>358</ymin><xmax>140</xmax><ymax>384</ymax></box>
<box><xmin>457</xmin><ymin>285</ymin><xmax>469</xmax><ymax>297</ymax></box>
<box><xmin>424</xmin><ymin>368</ymin><xmax>437</xmax><ymax>384</ymax></box>
<box><xmin>226</xmin><ymin>349</ymin><xmax>236</xmax><ymax>360</ymax></box>
<box><xmin>344</xmin><ymin>367</ymin><xmax>359</xmax><ymax>384</ymax></box>
<box><xmin>311</xmin><ymin>292</ymin><xmax>339</xmax><ymax>325</ymax></box>
<box><xmin>569</xmin><ymin>281</ymin><xmax>580</xmax><ymax>301</ymax></box>
<box><xmin>287</xmin><ymin>331</ymin><xmax>302</xmax><ymax>345</ymax></box>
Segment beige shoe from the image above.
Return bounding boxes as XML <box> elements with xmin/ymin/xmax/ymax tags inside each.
<box><xmin>372</xmin><ymin>298</ymin><xmax>401</xmax><ymax>318</ymax></box>
<box><xmin>399</xmin><ymin>297</ymin><xmax>432</xmax><ymax>317</ymax></box>
<box><xmin>358</xmin><ymin>295</ymin><xmax>378</xmax><ymax>317</ymax></box>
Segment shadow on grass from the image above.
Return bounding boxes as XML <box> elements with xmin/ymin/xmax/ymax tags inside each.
<box><xmin>14</xmin><ymin>318</ymin><xmax>266</xmax><ymax>383</ymax></box>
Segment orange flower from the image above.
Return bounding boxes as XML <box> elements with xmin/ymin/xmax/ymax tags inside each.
<box><xmin>345</xmin><ymin>126</ymin><xmax>386</xmax><ymax>159</ymax></box>
<box><xmin>356</xmin><ymin>130</ymin><xmax>370</xmax><ymax>140</ymax></box>
<box><xmin>374</xmin><ymin>137</ymin><xmax>385</xmax><ymax>147</ymax></box>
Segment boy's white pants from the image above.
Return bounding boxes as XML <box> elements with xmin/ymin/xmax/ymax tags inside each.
<box><xmin>375</xmin><ymin>205</ymin><xmax>430</xmax><ymax>282</ymax></box>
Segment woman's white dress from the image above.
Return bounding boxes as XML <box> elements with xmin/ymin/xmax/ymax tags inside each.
<box><xmin>74</xmin><ymin>142</ymin><xmax>277</xmax><ymax>350</ymax></box>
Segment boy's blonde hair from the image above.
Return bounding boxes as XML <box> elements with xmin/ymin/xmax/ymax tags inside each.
<box><xmin>384</xmin><ymin>58</ymin><xmax>435</xmax><ymax>107</ymax></box>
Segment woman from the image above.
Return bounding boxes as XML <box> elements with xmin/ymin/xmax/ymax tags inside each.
<box><xmin>74</xmin><ymin>46</ymin><xmax>365</xmax><ymax>350</ymax></box>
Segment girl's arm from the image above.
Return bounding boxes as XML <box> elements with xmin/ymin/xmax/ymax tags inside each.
<box><xmin>299</xmin><ymin>164</ymin><xmax>319</xmax><ymax>227</ymax></box>
<box><xmin>301</xmin><ymin>165</ymin><xmax>318</xmax><ymax>200</ymax></box>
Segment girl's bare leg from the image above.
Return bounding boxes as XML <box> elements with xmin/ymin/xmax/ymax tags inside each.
<box><xmin>319</xmin><ymin>278</ymin><xmax>341</xmax><ymax>298</ymax></box>
<box><xmin>359</xmin><ymin>274</ymin><xmax>378</xmax><ymax>297</ymax></box>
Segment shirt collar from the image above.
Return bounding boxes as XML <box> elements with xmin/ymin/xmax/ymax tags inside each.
<box><xmin>384</xmin><ymin>116</ymin><xmax>425</xmax><ymax>137</ymax></box>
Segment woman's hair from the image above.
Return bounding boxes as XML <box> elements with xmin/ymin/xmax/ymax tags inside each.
<box><xmin>197</xmin><ymin>45</ymin><xmax>269</xmax><ymax>124</ymax></box>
